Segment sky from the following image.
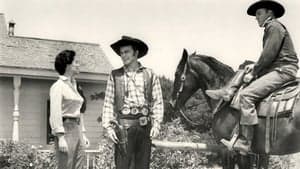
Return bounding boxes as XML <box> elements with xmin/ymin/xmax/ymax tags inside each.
<box><xmin>1</xmin><ymin>0</ymin><xmax>300</xmax><ymax>79</ymax></box>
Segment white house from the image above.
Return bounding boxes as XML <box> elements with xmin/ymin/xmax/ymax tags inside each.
<box><xmin>0</xmin><ymin>13</ymin><xmax>112</xmax><ymax>149</ymax></box>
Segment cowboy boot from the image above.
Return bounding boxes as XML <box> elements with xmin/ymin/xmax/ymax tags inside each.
<box><xmin>205</xmin><ymin>69</ymin><xmax>245</xmax><ymax>101</ymax></box>
<box><xmin>233</xmin><ymin>125</ymin><xmax>254</xmax><ymax>155</ymax></box>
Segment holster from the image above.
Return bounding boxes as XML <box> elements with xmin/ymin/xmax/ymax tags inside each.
<box><xmin>110</xmin><ymin>121</ymin><xmax>128</xmax><ymax>157</ymax></box>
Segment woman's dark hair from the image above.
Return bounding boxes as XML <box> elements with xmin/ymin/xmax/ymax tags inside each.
<box><xmin>54</xmin><ymin>50</ymin><xmax>76</xmax><ymax>75</ymax></box>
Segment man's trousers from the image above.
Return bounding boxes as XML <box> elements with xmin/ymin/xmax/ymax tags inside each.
<box><xmin>239</xmin><ymin>70</ymin><xmax>296</xmax><ymax>125</ymax></box>
<box><xmin>115</xmin><ymin>124</ymin><xmax>152</xmax><ymax>169</ymax></box>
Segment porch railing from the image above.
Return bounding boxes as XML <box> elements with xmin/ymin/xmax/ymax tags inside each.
<box><xmin>37</xmin><ymin>149</ymin><xmax>101</xmax><ymax>169</ymax></box>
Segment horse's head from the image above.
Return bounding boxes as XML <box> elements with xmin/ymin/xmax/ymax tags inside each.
<box><xmin>169</xmin><ymin>49</ymin><xmax>201</xmax><ymax>111</ymax></box>
<box><xmin>170</xmin><ymin>49</ymin><xmax>234</xmax><ymax>112</ymax></box>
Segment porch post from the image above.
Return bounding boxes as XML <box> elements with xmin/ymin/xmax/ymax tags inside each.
<box><xmin>12</xmin><ymin>76</ymin><xmax>21</xmax><ymax>142</ymax></box>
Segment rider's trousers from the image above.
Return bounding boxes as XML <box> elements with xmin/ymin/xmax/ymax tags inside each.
<box><xmin>239</xmin><ymin>70</ymin><xmax>296</xmax><ymax>125</ymax></box>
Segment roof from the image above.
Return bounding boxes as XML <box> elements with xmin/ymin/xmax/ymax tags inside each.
<box><xmin>0</xmin><ymin>13</ymin><xmax>112</xmax><ymax>82</ymax></box>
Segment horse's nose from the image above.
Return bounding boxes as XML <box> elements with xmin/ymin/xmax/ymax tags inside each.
<box><xmin>169</xmin><ymin>99</ymin><xmax>176</xmax><ymax>109</ymax></box>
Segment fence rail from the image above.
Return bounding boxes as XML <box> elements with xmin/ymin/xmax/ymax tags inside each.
<box><xmin>152</xmin><ymin>139</ymin><xmax>224</xmax><ymax>152</ymax></box>
<box><xmin>36</xmin><ymin>140</ymin><xmax>223</xmax><ymax>168</ymax></box>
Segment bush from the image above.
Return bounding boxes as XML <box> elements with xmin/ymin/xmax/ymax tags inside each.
<box><xmin>1</xmin><ymin>135</ymin><xmax>298</xmax><ymax>168</ymax></box>
<box><xmin>0</xmin><ymin>140</ymin><xmax>56</xmax><ymax>169</ymax></box>
<box><xmin>0</xmin><ymin>140</ymin><xmax>35</xmax><ymax>169</ymax></box>
<box><xmin>150</xmin><ymin>118</ymin><xmax>220</xmax><ymax>169</ymax></box>
<box><xmin>96</xmin><ymin>140</ymin><xmax>115</xmax><ymax>168</ymax></box>
<box><xmin>34</xmin><ymin>150</ymin><xmax>57</xmax><ymax>169</ymax></box>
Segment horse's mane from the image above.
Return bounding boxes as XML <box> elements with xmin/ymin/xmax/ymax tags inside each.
<box><xmin>194</xmin><ymin>54</ymin><xmax>235</xmax><ymax>82</ymax></box>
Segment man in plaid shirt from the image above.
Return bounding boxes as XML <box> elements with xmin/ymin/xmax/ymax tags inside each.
<box><xmin>102</xmin><ymin>36</ymin><xmax>164</xmax><ymax>169</ymax></box>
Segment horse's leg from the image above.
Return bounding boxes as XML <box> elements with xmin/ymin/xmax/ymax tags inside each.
<box><xmin>257</xmin><ymin>154</ymin><xmax>269</xmax><ymax>169</ymax></box>
<box><xmin>220</xmin><ymin>149</ymin><xmax>236</xmax><ymax>169</ymax></box>
<box><xmin>237</xmin><ymin>154</ymin><xmax>253</xmax><ymax>169</ymax></box>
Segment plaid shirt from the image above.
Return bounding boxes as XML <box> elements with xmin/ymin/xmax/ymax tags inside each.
<box><xmin>102</xmin><ymin>64</ymin><xmax>164</xmax><ymax>130</ymax></box>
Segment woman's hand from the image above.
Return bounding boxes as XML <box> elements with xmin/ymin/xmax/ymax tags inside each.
<box><xmin>58</xmin><ymin>135</ymin><xmax>68</xmax><ymax>153</ymax></box>
<box><xmin>82</xmin><ymin>133</ymin><xmax>90</xmax><ymax>148</ymax></box>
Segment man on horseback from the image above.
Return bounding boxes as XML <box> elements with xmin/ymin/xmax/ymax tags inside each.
<box><xmin>205</xmin><ymin>0</ymin><xmax>298</xmax><ymax>154</ymax></box>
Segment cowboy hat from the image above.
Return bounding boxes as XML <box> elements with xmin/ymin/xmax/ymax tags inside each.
<box><xmin>247</xmin><ymin>0</ymin><xmax>285</xmax><ymax>18</ymax></box>
<box><xmin>111</xmin><ymin>36</ymin><xmax>148</xmax><ymax>58</ymax></box>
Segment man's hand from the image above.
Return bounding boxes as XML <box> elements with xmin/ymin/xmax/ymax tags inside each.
<box><xmin>150</xmin><ymin>127</ymin><xmax>159</xmax><ymax>139</ymax></box>
<box><xmin>58</xmin><ymin>135</ymin><xmax>68</xmax><ymax>153</ymax></box>
<box><xmin>82</xmin><ymin>133</ymin><xmax>90</xmax><ymax>148</ymax></box>
<box><xmin>107</xmin><ymin>128</ymin><xmax>119</xmax><ymax>144</ymax></box>
<box><xmin>245</xmin><ymin>64</ymin><xmax>254</xmax><ymax>74</ymax></box>
<box><xmin>243</xmin><ymin>72</ymin><xmax>254</xmax><ymax>83</ymax></box>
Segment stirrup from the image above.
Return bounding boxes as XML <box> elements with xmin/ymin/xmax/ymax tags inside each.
<box><xmin>220</xmin><ymin>133</ymin><xmax>238</xmax><ymax>151</ymax></box>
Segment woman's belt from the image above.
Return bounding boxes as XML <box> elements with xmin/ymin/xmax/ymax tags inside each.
<box><xmin>63</xmin><ymin>117</ymin><xmax>80</xmax><ymax>124</ymax></box>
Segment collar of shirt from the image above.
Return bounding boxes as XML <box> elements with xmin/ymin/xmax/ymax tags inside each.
<box><xmin>59</xmin><ymin>75</ymin><xmax>77</xmax><ymax>88</ymax></box>
<box><xmin>59</xmin><ymin>75</ymin><xmax>76</xmax><ymax>82</ymax></box>
<box><xmin>263</xmin><ymin>17</ymin><xmax>273</xmax><ymax>28</ymax></box>
<box><xmin>123</xmin><ymin>62</ymin><xmax>145</xmax><ymax>74</ymax></box>
<box><xmin>59</xmin><ymin>75</ymin><xmax>69</xmax><ymax>81</ymax></box>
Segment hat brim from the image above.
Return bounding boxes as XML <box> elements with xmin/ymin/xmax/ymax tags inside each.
<box><xmin>247</xmin><ymin>1</ymin><xmax>285</xmax><ymax>18</ymax></box>
<box><xmin>111</xmin><ymin>38</ymin><xmax>148</xmax><ymax>58</ymax></box>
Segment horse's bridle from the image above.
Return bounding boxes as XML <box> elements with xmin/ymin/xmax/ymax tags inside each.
<box><xmin>174</xmin><ymin>56</ymin><xmax>202</xmax><ymax>126</ymax></box>
<box><xmin>175</xmin><ymin>59</ymin><xmax>188</xmax><ymax>104</ymax></box>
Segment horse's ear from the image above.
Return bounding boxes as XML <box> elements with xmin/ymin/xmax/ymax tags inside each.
<box><xmin>180</xmin><ymin>49</ymin><xmax>188</xmax><ymax>64</ymax></box>
<box><xmin>183</xmin><ymin>48</ymin><xmax>188</xmax><ymax>55</ymax></box>
<box><xmin>176</xmin><ymin>49</ymin><xmax>189</xmax><ymax>73</ymax></box>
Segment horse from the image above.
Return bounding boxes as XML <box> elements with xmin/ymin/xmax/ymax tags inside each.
<box><xmin>169</xmin><ymin>49</ymin><xmax>300</xmax><ymax>169</ymax></box>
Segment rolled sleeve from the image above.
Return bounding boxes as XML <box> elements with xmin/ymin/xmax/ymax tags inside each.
<box><xmin>150</xmin><ymin>74</ymin><xmax>164</xmax><ymax>130</ymax></box>
<box><xmin>102</xmin><ymin>74</ymin><xmax>117</xmax><ymax>130</ymax></box>
<box><xmin>49</xmin><ymin>82</ymin><xmax>65</xmax><ymax>135</ymax></box>
<box><xmin>253</xmin><ymin>23</ymin><xmax>285</xmax><ymax>76</ymax></box>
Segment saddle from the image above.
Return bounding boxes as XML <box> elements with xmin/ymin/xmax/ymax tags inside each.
<box><xmin>256</xmin><ymin>80</ymin><xmax>300</xmax><ymax>153</ymax></box>
<box><xmin>257</xmin><ymin>80</ymin><xmax>300</xmax><ymax>117</ymax></box>
<box><xmin>226</xmin><ymin>80</ymin><xmax>300</xmax><ymax>154</ymax></box>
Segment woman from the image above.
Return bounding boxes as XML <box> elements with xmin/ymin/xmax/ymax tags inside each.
<box><xmin>50</xmin><ymin>50</ymin><xmax>90</xmax><ymax>169</ymax></box>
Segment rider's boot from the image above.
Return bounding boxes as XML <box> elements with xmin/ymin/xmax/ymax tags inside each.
<box><xmin>233</xmin><ymin>125</ymin><xmax>254</xmax><ymax>155</ymax></box>
<box><xmin>205</xmin><ymin>70</ymin><xmax>245</xmax><ymax>101</ymax></box>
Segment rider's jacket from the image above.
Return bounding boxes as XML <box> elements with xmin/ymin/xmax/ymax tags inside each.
<box><xmin>253</xmin><ymin>19</ymin><xmax>299</xmax><ymax>78</ymax></box>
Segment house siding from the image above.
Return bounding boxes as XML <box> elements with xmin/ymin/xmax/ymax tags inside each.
<box><xmin>19</xmin><ymin>78</ymin><xmax>53</xmax><ymax>145</ymax></box>
<box><xmin>79</xmin><ymin>82</ymin><xmax>105</xmax><ymax>147</ymax></box>
<box><xmin>0</xmin><ymin>77</ymin><xmax>13</xmax><ymax>139</ymax></box>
